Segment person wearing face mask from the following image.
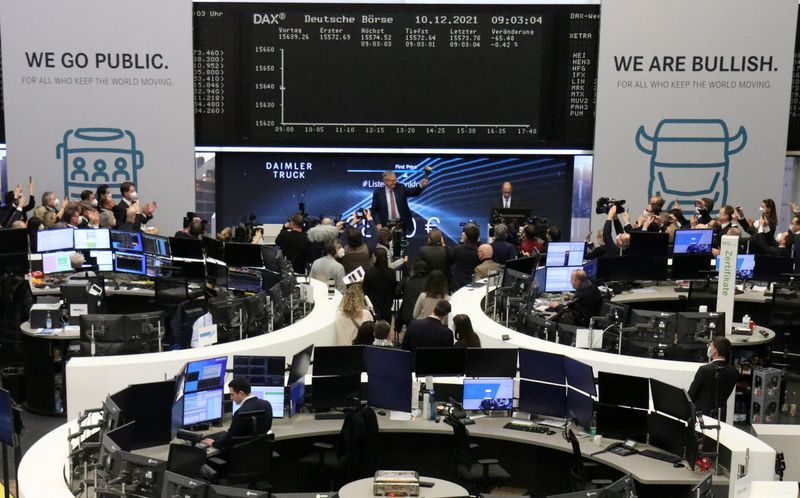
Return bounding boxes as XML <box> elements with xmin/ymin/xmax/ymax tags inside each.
<box><xmin>61</xmin><ymin>204</ymin><xmax>82</xmax><ymax>229</ymax></box>
<box><xmin>738</xmin><ymin>199</ymin><xmax>777</xmax><ymax>241</ymax></box>
<box><xmin>401</xmin><ymin>299</ymin><xmax>453</xmax><ymax>353</ymax></box>
<box><xmin>96</xmin><ymin>184</ymin><xmax>112</xmax><ymax>211</ymax></box>
<box><xmin>688</xmin><ymin>337</ymin><xmax>738</xmax><ymax>419</ymax></box>
<box><xmin>112</xmin><ymin>181</ymin><xmax>156</xmax><ymax>229</ymax></box>
<box><xmin>309</xmin><ymin>239</ymin><xmax>346</xmax><ymax>293</ymax></box>
<box><xmin>80</xmin><ymin>190</ymin><xmax>99</xmax><ymax>207</ymax></box>
<box><xmin>33</xmin><ymin>191</ymin><xmax>68</xmax><ymax>221</ymax></box>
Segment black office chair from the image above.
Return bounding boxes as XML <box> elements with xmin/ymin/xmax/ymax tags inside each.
<box><xmin>449</xmin><ymin>417</ymin><xmax>510</xmax><ymax>493</ymax></box>
<box><xmin>687</xmin><ymin>280</ymin><xmax>717</xmax><ymax>312</ymax></box>
<box><xmin>214</xmin><ymin>435</ymin><xmax>274</xmax><ymax>490</ymax></box>
<box><xmin>299</xmin><ymin>404</ymin><xmax>379</xmax><ymax>489</ymax></box>
<box><xmin>768</xmin><ymin>284</ymin><xmax>800</xmax><ymax>356</ymax></box>
<box><xmin>566</xmin><ymin>429</ymin><xmax>612</xmax><ymax>492</ymax></box>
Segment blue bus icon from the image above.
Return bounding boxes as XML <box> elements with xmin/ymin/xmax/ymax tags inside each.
<box><xmin>635</xmin><ymin>119</ymin><xmax>746</xmax><ymax>214</ymax></box>
<box><xmin>56</xmin><ymin>128</ymin><xmax>144</xmax><ymax>200</ymax></box>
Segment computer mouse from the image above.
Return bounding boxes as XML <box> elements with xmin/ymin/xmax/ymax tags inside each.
<box><xmin>378</xmin><ymin>410</ymin><xmax>386</xmax><ymax>416</ymax></box>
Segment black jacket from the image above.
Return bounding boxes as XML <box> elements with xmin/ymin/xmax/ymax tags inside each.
<box><xmin>362</xmin><ymin>267</ymin><xmax>396</xmax><ymax>321</ymax></box>
<box><xmin>688</xmin><ymin>360</ymin><xmax>738</xmax><ymax>417</ymax></box>
<box><xmin>397</xmin><ymin>273</ymin><xmax>427</xmax><ymax>329</ymax></box>
<box><xmin>370</xmin><ymin>184</ymin><xmax>424</xmax><ymax>233</ymax></box>
<box><xmin>212</xmin><ymin>396</ymin><xmax>272</xmax><ymax>449</ymax></box>
<box><xmin>401</xmin><ymin>317</ymin><xmax>453</xmax><ymax>353</ymax></box>
<box><xmin>451</xmin><ymin>242</ymin><xmax>480</xmax><ymax>291</ymax></box>
<box><xmin>276</xmin><ymin>229</ymin><xmax>311</xmax><ymax>274</ymax></box>
<box><xmin>417</xmin><ymin>245</ymin><xmax>454</xmax><ymax>281</ymax></box>
<box><xmin>601</xmin><ymin>218</ymin><xmax>625</xmax><ymax>257</ymax></box>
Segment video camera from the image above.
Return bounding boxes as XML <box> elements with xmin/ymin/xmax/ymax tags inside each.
<box><xmin>595</xmin><ymin>197</ymin><xmax>626</xmax><ymax>214</ymax></box>
<box><xmin>232</xmin><ymin>214</ymin><xmax>260</xmax><ymax>243</ymax></box>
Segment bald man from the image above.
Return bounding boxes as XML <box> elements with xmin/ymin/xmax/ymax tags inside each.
<box><xmin>493</xmin><ymin>182</ymin><xmax>519</xmax><ymax>210</ymax></box>
<box><xmin>564</xmin><ymin>269</ymin><xmax>602</xmax><ymax>326</ymax></box>
<box><xmin>473</xmin><ymin>244</ymin><xmax>500</xmax><ymax>281</ymax></box>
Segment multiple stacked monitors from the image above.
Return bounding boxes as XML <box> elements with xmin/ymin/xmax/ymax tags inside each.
<box><xmin>312</xmin><ymin>346</ymin><xmax>364</xmax><ymax>411</ymax></box>
<box><xmin>178</xmin><ymin>356</ymin><xmax>228</xmax><ymax>427</ymax></box>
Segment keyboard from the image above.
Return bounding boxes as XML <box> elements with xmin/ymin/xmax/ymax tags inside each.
<box><xmin>314</xmin><ymin>412</ymin><xmax>347</xmax><ymax>420</ymax></box>
<box><xmin>503</xmin><ymin>421</ymin><xmax>549</xmax><ymax>434</ymax></box>
<box><xmin>639</xmin><ymin>449</ymin><xmax>681</xmax><ymax>463</ymax></box>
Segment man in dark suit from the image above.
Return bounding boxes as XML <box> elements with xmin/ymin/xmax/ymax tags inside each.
<box><xmin>112</xmin><ymin>181</ymin><xmax>155</xmax><ymax>230</ymax></box>
<box><xmin>417</xmin><ymin>228</ymin><xmax>453</xmax><ymax>283</ymax></box>
<box><xmin>402</xmin><ymin>300</ymin><xmax>453</xmax><ymax>353</ymax></box>
<box><xmin>202</xmin><ymin>377</ymin><xmax>272</xmax><ymax>449</ymax></box>
<box><xmin>688</xmin><ymin>337</ymin><xmax>738</xmax><ymax>419</ymax></box>
<box><xmin>492</xmin><ymin>181</ymin><xmax>519</xmax><ymax>210</ymax></box>
<box><xmin>371</xmin><ymin>170</ymin><xmax>428</xmax><ymax>234</ymax></box>
<box><xmin>451</xmin><ymin>223</ymin><xmax>481</xmax><ymax>291</ymax></box>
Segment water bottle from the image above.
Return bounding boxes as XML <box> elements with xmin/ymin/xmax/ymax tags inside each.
<box><xmin>46</xmin><ymin>312</ymin><xmax>52</xmax><ymax>329</ymax></box>
<box><xmin>790</xmin><ymin>391</ymin><xmax>797</xmax><ymax>417</ymax></box>
<box><xmin>589</xmin><ymin>411</ymin><xmax>597</xmax><ymax>437</ymax></box>
<box><xmin>429</xmin><ymin>389</ymin><xmax>437</xmax><ymax>420</ymax></box>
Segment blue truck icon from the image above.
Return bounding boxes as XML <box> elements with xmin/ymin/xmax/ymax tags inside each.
<box><xmin>56</xmin><ymin>128</ymin><xmax>144</xmax><ymax>200</ymax></box>
<box><xmin>635</xmin><ymin>119</ymin><xmax>747</xmax><ymax>214</ymax></box>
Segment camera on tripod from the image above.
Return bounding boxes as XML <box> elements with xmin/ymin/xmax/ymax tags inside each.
<box><xmin>595</xmin><ymin>197</ymin><xmax>626</xmax><ymax>214</ymax></box>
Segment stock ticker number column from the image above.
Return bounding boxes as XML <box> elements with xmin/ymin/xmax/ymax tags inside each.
<box><xmin>243</xmin><ymin>5</ymin><xmax>599</xmax><ymax>148</ymax></box>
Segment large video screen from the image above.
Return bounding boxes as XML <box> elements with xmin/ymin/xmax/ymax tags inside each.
<box><xmin>216</xmin><ymin>153</ymin><xmax>573</xmax><ymax>251</ymax></box>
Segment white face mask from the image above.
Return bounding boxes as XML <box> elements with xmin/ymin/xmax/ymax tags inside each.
<box><xmin>336</xmin><ymin>247</ymin><xmax>345</xmax><ymax>258</ymax></box>
<box><xmin>129</xmin><ymin>191</ymin><xmax>138</xmax><ymax>202</ymax></box>
<box><xmin>759</xmin><ymin>207</ymin><xmax>765</xmax><ymax>212</ymax></box>
<box><xmin>707</xmin><ymin>346</ymin><xmax>714</xmax><ymax>360</ymax></box>
<box><xmin>53</xmin><ymin>198</ymin><xmax>60</xmax><ymax>208</ymax></box>
<box><xmin>90</xmin><ymin>199</ymin><xmax>98</xmax><ymax>207</ymax></box>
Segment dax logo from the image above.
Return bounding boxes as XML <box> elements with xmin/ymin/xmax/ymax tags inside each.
<box><xmin>635</xmin><ymin>119</ymin><xmax>746</xmax><ymax>215</ymax></box>
<box><xmin>253</xmin><ymin>12</ymin><xmax>286</xmax><ymax>24</ymax></box>
<box><xmin>57</xmin><ymin>128</ymin><xmax>144</xmax><ymax>201</ymax></box>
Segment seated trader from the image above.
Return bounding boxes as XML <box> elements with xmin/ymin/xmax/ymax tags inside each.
<box><xmin>402</xmin><ymin>300</ymin><xmax>454</xmax><ymax>353</ymax></box>
<box><xmin>202</xmin><ymin>377</ymin><xmax>272</xmax><ymax>450</ymax></box>
<box><xmin>473</xmin><ymin>244</ymin><xmax>500</xmax><ymax>281</ymax></box>
<box><xmin>688</xmin><ymin>337</ymin><xmax>738</xmax><ymax>419</ymax></box>
<box><xmin>549</xmin><ymin>270</ymin><xmax>602</xmax><ymax>327</ymax></box>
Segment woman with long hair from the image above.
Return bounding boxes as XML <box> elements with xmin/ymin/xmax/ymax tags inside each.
<box><xmin>453</xmin><ymin>314</ymin><xmax>481</xmax><ymax>348</ymax></box>
<box><xmin>335</xmin><ymin>283</ymin><xmax>373</xmax><ymax>345</ymax></box>
<box><xmin>412</xmin><ymin>269</ymin><xmax>450</xmax><ymax>319</ymax></box>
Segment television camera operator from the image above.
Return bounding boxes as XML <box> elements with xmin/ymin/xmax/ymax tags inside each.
<box><xmin>598</xmin><ymin>198</ymin><xmax>630</xmax><ymax>257</ymax></box>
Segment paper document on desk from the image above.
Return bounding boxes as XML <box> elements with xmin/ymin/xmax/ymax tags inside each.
<box><xmin>390</xmin><ymin>411</ymin><xmax>411</xmax><ymax>421</ymax></box>
<box><xmin>630</xmin><ymin>288</ymin><xmax>658</xmax><ymax>294</ymax></box>
<box><xmin>64</xmin><ymin>325</ymin><xmax>79</xmax><ymax>335</ymax></box>
<box><xmin>576</xmin><ymin>329</ymin><xmax>603</xmax><ymax>349</ymax></box>
<box><xmin>35</xmin><ymin>328</ymin><xmax>57</xmax><ymax>336</ymax></box>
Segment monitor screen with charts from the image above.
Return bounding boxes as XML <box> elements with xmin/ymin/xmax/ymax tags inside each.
<box><xmin>184</xmin><ymin>357</ymin><xmax>228</xmax><ymax>393</ymax></box>
<box><xmin>114</xmin><ymin>251</ymin><xmax>146</xmax><ymax>275</ymax></box>
<box><xmin>74</xmin><ymin>228</ymin><xmax>111</xmax><ymax>250</ymax></box>
<box><xmin>42</xmin><ymin>251</ymin><xmax>73</xmax><ymax>274</ymax></box>
<box><xmin>462</xmin><ymin>378</ymin><xmax>514</xmax><ymax>411</ymax></box>
<box><xmin>544</xmin><ymin>266</ymin><xmax>581</xmax><ymax>293</ymax></box>
<box><xmin>142</xmin><ymin>233</ymin><xmax>171</xmax><ymax>257</ymax></box>
<box><xmin>110</xmin><ymin>230</ymin><xmax>143</xmax><ymax>252</ymax></box>
<box><xmin>232</xmin><ymin>386</ymin><xmax>284</xmax><ymax>418</ymax></box>
<box><xmin>546</xmin><ymin>242</ymin><xmax>584</xmax><ymax>267</ymax></box>
<box><xmin>182</xmin><ymin>388</ymin><xmax>223</xmax><ymax>426</ymax></box>
<box><xmin>88</xmin><ymin>250</ymin><xmax>114</xmax><ymax>272</ymax></box>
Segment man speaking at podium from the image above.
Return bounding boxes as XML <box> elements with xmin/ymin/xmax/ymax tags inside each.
<box><xmin>371</xmin><ymin>170</ymin><xmax>428</xmax><ymax>234</ymax></box>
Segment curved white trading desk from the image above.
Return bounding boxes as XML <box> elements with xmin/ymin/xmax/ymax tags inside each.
<box><xmin>449</xmin><ymin>283</ymin><xmax>778</xmax><ymax>498</ymax></box>
<box><xmin>66</xmin><ymin>278</ymin><xmax>339</xmax><ymax>419</ymax></box>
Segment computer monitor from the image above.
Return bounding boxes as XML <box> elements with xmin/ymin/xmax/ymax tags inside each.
<box><xmin>545</xmin><ymin>242</ymin><xmax>585</xmax><ymax>267</ymax></box>
<box><xmin>597</xmin><ymin>372</ymin><xmax>649</xmax><ymax>409</ymax></box>
<box><xmin>232</xmin><ymin>386</ymin><xmax>284</xmax><ymax>418</ymax></box>
<box><xmin>673</xmin><ymin>229</ymin><xmax>713</xmax><ymax>254</ymax></box>
<box><xmin>0</xmin><ymin>228</ymin><xmax>28</xmax><ymax>254</ymax></box>
<box><xmin>205</xmin><ymin>260</ymin><xmax>228</xmax><ymax>287</ymax></box>
<box><xmin>116</xmin><ymin>450</ymin><xmax>167</xmax><ymax>495</ymax></box>
<box><xmin>74</xmin><ymin>228</ymin><xmax>111</xmax><ymax>250</ymax></box>
<box><xmin>208</xmin><ymin>297</ymin><xmax>249</xmax><ymax>343</ymax></box>
<box><xmin>599</xmin><ymin>301</ymin><xmax>630</xmax><ymax>324</ymax></box>
<box><xmin>145</xmin><ymin>254</ymin><xmax>173</xmax><ymax>278</ymax></box>
<box><xmin>170</xmin><ymin>396</ymin><xmax>184</xmax><ymax>440</ymax></box>
<box><xmin>595</xmin><ymin>403</ymin><xmax>648</xmax><ymax>443</ymax></box>
<box><xmin>288</xmin><ymin>378</ymin><xmax>306</xmax><ymax>417</ymax></box>
<box><xmin>716</xmin><ymin>254</ymin><xmax>755</xmax><ymax>280</ymax></box>
<box><xmin>124</xmin><ymin>312</ymin><xmax>164</xmax><ymax>354</ymax></box>
<box><xmin>414</xmin><ymin>348</ymin><xmax>466</xmax><ymax>377</ymax></box>
<box><xmin>464</xmin><ymin>348</ymin><xmax>517</xmax><ymax>378</ymax></box>
<box><xmin>544</xmin><ymin>266</ymin><xmax>582</xmax><ymax>293</ymax></box>
<box><xmin>42</xmin><ymin>250</ymin><xmax>73</xmax><ymax>274</ymax></box>
<box><xmin>311</xmin><ymin>375</ymin><xmax>361</xmax><ymax>411</ymax></box>
<box><xmin>313</xmin><ymin>346</ymin><xmax>364</xmax><ymax>376</ymax></box>
<box><xmin>566</xmin><ymin>389</ymin><xmax>594</xmax><ymax>429</ymax></box>
<box><xmin>287</xmin><ymin>345</ymin><xmax>314</xmax><ymax>384</ymax></box>
<box><xmin>671</xmin><ymin>254</ymin><xmax>713</xmax><ymax>280</ymax></box>
<box><xmin>110</xmin><ymin>229</ymin><xmax>143</xmax><ymax>252</ymax></box>
<box><xmin>167</xmin><ymin>443</ymin><xmax>207</xmax><ymax>480</ymax></box>
<box><xmin>629</xmin><ymin>310</ymin><xmax>677</xmax><ymax>339</ymax></box>
<box><xmin>169</xmin><ymin>236</ymin><xmax>204</xmax><ymax>260</ymax></box>
<box><xmin>142</xmin><ymin>233</ymin><xmax>171</xmax><ymax>257</ymax></box>
<box><xmin>184</xmin><ymin>357</ymin><xmax>228</xmax><ymax>394</ymax></box>
<box><xmin>518</xmin><ymin>349</ymin><xmax>565</xmax><ymax>384</ymax></box>
<box><xmin>603</xmin><ymin>474</ymin><xmax>637</xmax><ymax>498</ymax></box>
<box><xmin>676</xmin><ymin>312</ymin><xmax>726</xmax><ymax>343</ymax></box>
<box><xmin>227</xmin><ymin>267</ymin><xmax>263</xmax><ymax>293</ymax></box>
<box><xmin>627</xmin><ymin>255</ymin><xmax>669</xmax><ymax>281</ymax></box>
<box><xmin>114</xmin><ymin>251</ymin><xmax>146</xmax><ymax>275</ymax></box>
<box><xmin>629</xmin><ymin>231</ymin><xmax>669</xmax><ymax>256</ymax></box>
<box><xmin>647</xmin><ymin>412</ymin><xmax>688</xmax><ymax>457</ymax></box>
<box><xmin>754</xmin><ymin>254</ymin><xmax>794</xmax><ymax>283</ymax></box>
<box><xmin>368</xmin><ymin>374</ymin><xmax>412</xmax><ymax>412</ymax></box>
<box><xmin>79</xmin><ymin>314</ymin><xmax>126</xmax><ymax>355</ymax></box>
<box><xmin>364</xmin><ymin>346</ymin><xmax>412</xmax><ymax>381</ymax></box>
<box><xmin>595</xmin><ymin>256</ymin><xmax>636</xmax><ymax>282</ymax></box>
<box><xmin>505</xmin><ymin>255</ymin><xmax>539</xmax><ymax>274</ymax></box>
<box><xmin>650</xmin><ymin>378</ymin><xmax>694</xmax><ymax>421</ymax></box>
<box><xmin>688</xmin><ymin>475</ymin><xmax>713</xmax><ymax>498</ymax></box>
<box><xmin>232</xmin><ymin>355</ymin><xmax>285</xmax><ymax>387</ymax></box>
<box><xmin>582</xmin><ymin>258</ymin><xmax>598</xmax><ymax>280</ymax></box>
<box><xmin>564</xmin><ymin>358</ymin><xmax>595</xmax><ymax>396</ymax></box>
<box><xmin>462</xmin><ymin>377</ymin><xmax>514</xmax><ymax>411</ymax></box>
<box><xmin>201</xmin><ymin>236</ymin><xmax>225</xmax><ymax>262</ymax></box>
<box><xmin>208</xmin><ymin>484</ymin><xmax>271</xmax><ymax>498</ymax></box>
<box><xmin>518</xmin><ymin>380</ymin><xmax>566</xmax><ymax>419</ymax></box>
<box><xmin>521</xmin><ymin>314</ymin><xmax>558</xmax><ymax>341</ymax></box>
<box><xmin>175</xmin><ymin>260</ymin><xmax>206</xmax><ymax>282</ymax></box>
<box><xmin>89</xmin><ymin>250</ymin><xmax>114</xmax><ymax>272</ymax></box>
<box><xmin>224</xmin><ymin>242</ymin><xmax>264</xmax><ymax>268</ymax></box>
<box><xmin>105</xmin><ymin>420</ymin><xmax>136</xmax><ymax>451</ymax></box>
<box><xmin>501</xmin><ymin>267</ymin><xmax>532</xmax><ymax>294</ymax></box>
<box><xmin>37</xmin><ymin>228</ymin><xmax>74</xmax><ymax>253</ymax></box>
<box><xmin>182</xmin><ymin>387</ymin><xmax>223</xmax><ymax>426</ymax></box>
<box><xmin>160</xmin><ymin>470</ymin><xmax>208</xmax><ymax>498</ymax></box>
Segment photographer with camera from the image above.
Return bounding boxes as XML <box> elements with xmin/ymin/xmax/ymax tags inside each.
<box><xmin>597</xmin><ymin>199</ymin><xmax>630</xmax><ymax>257</ymax></box>
<box><xmin>276</xmin><ymin>212</ymin><xmax>311</xmax><ymax>274</ymax></box>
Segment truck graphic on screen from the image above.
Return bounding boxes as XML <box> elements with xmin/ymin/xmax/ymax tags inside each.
<box><xmin>635</xmin><ymin>119</ymin><xmax>747</xmax><ymax>214</ymax></box>
<box><xmin>56</xmin><ymin>128</ymin><xmax>144</xmax><ymax>200</ymax></box>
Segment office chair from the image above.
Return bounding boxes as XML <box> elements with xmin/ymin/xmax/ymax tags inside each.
<box><xmin>449</xmin><ymin>417</ymin><xmax>510</xmax><ymax>493</ymax></box>
<box><xmin>210</xmin><ymin>435</ymin><xmax>274</xmax><ymax>490</ymax></box>
<box><xmin>686</xmin><ymin>280</ymin><xmax>717</xmax><ymax>312</ymax></box>
<box><xmin>566</xmin><ymin>429</ymin><xmax>612</xmax><ymax>492</ymax></box>
<box><xmin>768</xmin><ymin>284</ymin><xmax>800</xmax><ymax>357</ymax></box>
<box><xmin>299</xmin><ymin>404</ymin><xmax>379</xmax><ymax>489</ymax></box>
